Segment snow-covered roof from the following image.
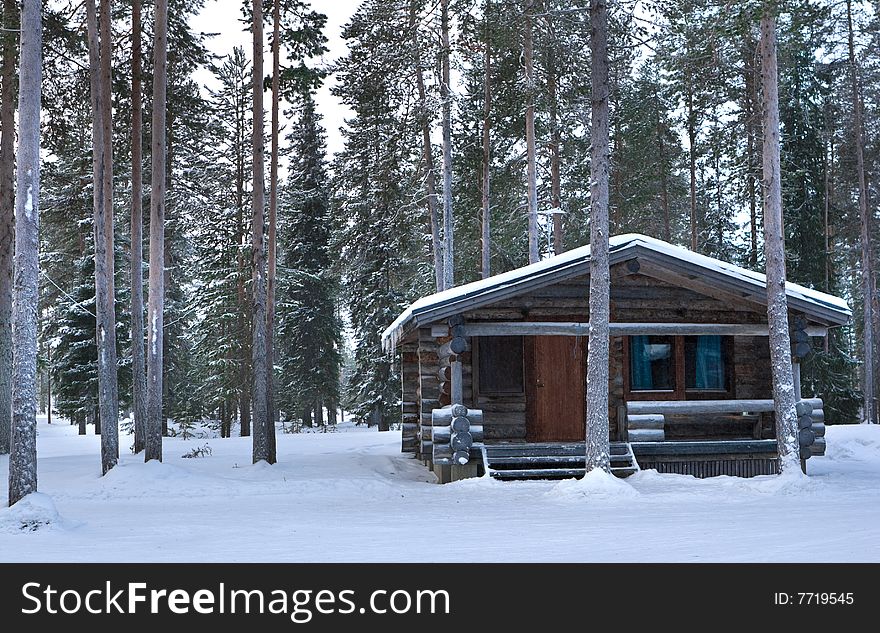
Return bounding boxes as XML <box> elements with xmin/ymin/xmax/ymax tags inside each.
<box><xmin>382</xmin><ymin>234</ymin><xmax>852</xmax><ymax>352</ymax></box>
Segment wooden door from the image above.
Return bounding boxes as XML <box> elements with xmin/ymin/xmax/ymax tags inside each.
<box><xmin>526</xmin><ymin>336</ymin><xmax>586</xmax><ymax>441</ymax></box>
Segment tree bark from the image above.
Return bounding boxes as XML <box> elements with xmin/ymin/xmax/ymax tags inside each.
<box><xmin>409</xmin><ymin>0</ymin><xmax>444</xmax><ymax>291</ymax></box>
<box><xmin>547</xmin><ymin>15</ymin><xmax>563</xmax><ymax>255</ymax></box>
<box><xmin>441</xmin><ymin>0</ymin><xmax>455</xmax><ymax>288</ymax></box>
<box><xmin>480</xmin><ymin>0</ymin><xmax>492</xmax><ymax>278</ymax></box>
<box><xmin>130</xmin><ymin>0</ymin><xmax>147</xmax><ymax>454</ymax></box>
<box><xmin>759</xmin><ymin>9</ymin><xmax>799</xmax><ymax>473</ymax></box>
<box><xmin>744</xmin><ymin>35</ymin><xmax>759</xmax><ymax>268</ymax></box>
<box><xmin>235</xmin><ymin>80</ymin><xmax>251</xmax><ymax>438</ymax></box>
<box><xmin>686</xmin><ymin>75</ymin><xmax>698</xmax><ymax>252</ymax></box>
<box><xmin>0</xmin><ymin>0</ymin><xmax>18</xmax><ymax>456</ymax></box>
<box><xmin>265</xmin><ymin>0</ymin><xmax>280</xmax><ymax>464</ymax></box>
<box><xmin>8</xmin><ymin>0</ymin><xmax>40</xmax><ymax>505</ymax></box>
<box><xmin>251</xmin><ymin>0</ymin><xmax>270</xmax><ymax>464</ymax></box>
<box><xmin>87</xmin><ymin>0</ymin><xmax>120</xmax><ymax>475</ymax></box>
<box><xmin>45</xmin><ymin>345</ymin><xmax>51</xmax><ymax>425</ymax></box>
<box><xmin>146</xmin><ymin>0</ymin><xmax>168</xmax><ymax>462</ymax></box>
<box><xmin>585</xmin><ymin>0</ymin><xmax>611</xmax><ymax>474</ymax></box>
<box><xmin>524</xmin><ymin>0</ymin><xmax>539</xmax><ymax>264</ymax></box>
<box><xmin>847</xmin><ymin>0</ymin><xmax>876</xmax><ymax>425</ymax></box>
<box><xmin>655</xmin><ymin>102</ymin><xmax>671</xmax><ymax>242</ymax></box>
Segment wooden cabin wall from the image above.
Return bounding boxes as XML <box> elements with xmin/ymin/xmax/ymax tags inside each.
<box><xmin>416</xmin><ymin>328</ymin><xmax>440</xmax><ymax>460</ymax></box>
<box><xmin>400</xmin><ymin>342</ymin><xmax>420</xmax><ymax>455</ymax></box>
<box><xmin>453</xmin><ymin>267</ymin><xmax>793</xmax><ymax>442</ymax></box>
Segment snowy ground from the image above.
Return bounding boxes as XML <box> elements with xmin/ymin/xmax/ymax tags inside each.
<box><xmin>1</xmin><ymin>419</ymin><xmax>879</xmax><ymax>562</ymax></box>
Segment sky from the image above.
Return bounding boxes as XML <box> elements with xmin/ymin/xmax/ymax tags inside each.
<box><xmin>190</xmin><ymin>0</ymin><xmax>362</xmax><ymax>158</ymax></box>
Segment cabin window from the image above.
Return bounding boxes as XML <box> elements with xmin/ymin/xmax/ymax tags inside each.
<box><xmin>684</xmin><ymin>335</ymin><xmax>726</xmax><ymax>391</ymax></box>
<box><xmin>629</xmin><ymin>335</ymin><xmax>675</xmax><ymax>391</ymax></box>
<box><xmin>477</xmin><ymin>336</ymin><xmax>524</xmax><ymax>395</ymax></box>
<box><xmin>628</xmin><ymin>335</ymin><xmax>731</xmax><ymax>396</ymax></box>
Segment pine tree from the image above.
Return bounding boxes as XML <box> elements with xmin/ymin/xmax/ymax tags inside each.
<box><xmin>130</xmin><ymin>0</ymin><xmax>147</xmax><ymax>453</ymax></box>
<box><xmin>0</xmin><ymin>0</ymin><xmax>17</xmax><ymax>456</ymax></box>
<box><xmin>8</xmin><ymin>0</ymin><xmax>41</xmax><ymax>506</ymax></box>
<box><xmin>86</xmin><ymin>0</ymin><xmax>119</xmax><ymax>474</ymax></box>
<box><xmin>277</xmin><ymin>93</ymin><xmax>341</xmax><ymax>428</ymax></box>
<box><xmin>585</xmin><ymin>0</ymin><xmax>611</xmax><ymax>474</ymax></box>
<box><xmin>333</xmin><ymin>0</ymin><xmax>427</xmax><ymax>428</ymax></box>
<box><xmin>760</xmin><ymin>5</ymin><xmax>800</xmax><ymax>473</ymax></box>
<box><xmin>146</xmin><ymin>0</ymin><xmax>168</xmax><ymax>462</ymax></box>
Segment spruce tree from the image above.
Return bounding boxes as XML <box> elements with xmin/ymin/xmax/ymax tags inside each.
<box><xmin>277</xmin><ymin>93</ymin><xmax>341</xmax><ymax>427</ymax></box>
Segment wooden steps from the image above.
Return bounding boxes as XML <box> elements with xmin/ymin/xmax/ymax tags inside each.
<box><xmin>484</xmin><ymin>442</ymin><xmax>640</xmax><ymax>481</ymax></box>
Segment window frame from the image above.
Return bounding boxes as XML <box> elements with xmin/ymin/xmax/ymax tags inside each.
<box><xmin>473</xmin><ymin>335</ymin><xmax>526</xmax><ymax>398</ymax></box>
<box><xmin>623</xmin><ymin>335</ymin><xmax>734</xmax><ymax>401</ymax></box>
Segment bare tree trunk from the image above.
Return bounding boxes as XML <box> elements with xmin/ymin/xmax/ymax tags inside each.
<box><xmin>314</xmin><ymin>401</ymin><xmax>323</xmax><ymax>427</ymax></box>
<box><xmin>264</xmin><ymin>0</ymin><xmax>280</xmax><ymax>464</ymax></box>
<box><xmin>744</xmin><ymin>35</ymin><xmax>759</xmax><ymax>268</ymax></box>
<box><xmin>585</xmin><ymin>0</ymin><xmax>610</xmax><ymax>474</ymax></box>
<box><xmin>524</xmin><ymin>0</ymin><xmax>539</xmax><ymax>264</ymax></box>
<box><xmin>0</xmin><ymin>0</ymin><xmax>17</xmax><ymax>456</ymax></box>
<box><xmin>235</xmin><ymin>103</ymin><xmax>251</xmax><ymax>438</ymax></box>
<box><xmin>409</xmin><ymin>0</ymin><xmax>444</xmax><ymax>291</ymax></box>
<box><xmin>655</xmin><ymin>104</ymin><xmax>671</xmax><ymax>242</ymax></box>
<box><xmin>146</xmin><ymin>0</ymin><xmax>167</xmax><ymax>462</ymax></box>
<box><xmin>686</xmin><ymin>79</ymin><xmax>698</xmax><ymax>252</ymax></box>
<box><xmin>547</xmin><ymin>15</ymin><xmax>563</xmax><ymax>255</ymax></box>
<box><xmin>441</xmin><ymin>0</ymin><xmax>455</xmax><ymax>288</ymax></box>
<box><xmin>130</xmin><ymin>0</ymin><xmax>147</xmax><ymax>454</ymax></box>
<box><xmin>8</xmin><ymin>0</ymin><xmax>40</xmax><ymax>506</ymax></box>
<box><xmin>480</xmin><ymin>0</ymin><xmax>492</xmax><ymax>278</ymax></box>
<box><xmin>87</xmin><ymin>0</ymin><xmax>119</xmax><ymax>475</ymax></box>
<box><xmin>45</xmin><ymin>345</ymin><xmax>51</xmax><ymax>425</ymax></box>
<box><xmin>251</xmin><ymin>0</ymin><xmax>270</xmax><ymax>464</ymax></box>
<box><xmin>847</xmin><ymin>0</ymin><xmax>876</xmax><ymax>425</ymax></box>
<box><xmin>760</xmin><ymin>10</ymin><xmax>799</xmax><ymax>473</ymax></box>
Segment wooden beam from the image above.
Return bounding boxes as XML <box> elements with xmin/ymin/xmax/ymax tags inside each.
<box><xmin>627</xmin><ymin>399</ymin><xmax>777</xmax><ymax>415</ymax></box>
<box><xmin>461</xmin><ymin>322</ymin><xmax>827</xmax><ymax>337</ymax></box>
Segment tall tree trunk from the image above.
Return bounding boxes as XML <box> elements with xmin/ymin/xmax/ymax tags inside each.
<box><xmin>264</xmin><ymin>0</ymin><xmax>280</xmax><ymax>464</ymax></box>
<box><xmin>130</xmin><ymin>0</ymin><xmax>147</xmax><ymax>454</ymax></box>
<box><xmin>686</xmin><ymin>77</ymin><xmax>698</xmax><ymax>252</ymax></box>
<box><xmin>45</xmin><ymin>345</ymin><xmax>51</xmax><ymax>425</ymax></box>
<box><xmin>547</xmin><ymin>17</ymin><xmax>563</xmax><ymax>255</ymax></box>
<box><xmin>744</xmin><ymin>35</ymin><xmax>759</xmax><ymax>268</ymax></box>
<box><xmin>146</xmin><ymin>0</ymin><xmax>168</xmax><ymax>462</ymax></box>
<box><xmin>847</xmin><ymin>0</ymin><xmax>876</xmax><ymax>425</ymax></box>
<box><xmin>409</xmin><ymin>0</ymin><xmax>444</xmax><ymax>291</ymax></box>
<box><xmin>251</xmin><ymin>0</ymin><xmax>270</xmax><ymax>464</ymax></box>
<box><xmin>87</xmin><ymin>0</ymin><xmax>119</xmax><ymax>475</ymax></box>
<box><xmin>7</xmin><ymin>0</ymin><xmax>40</xmax><ymax>506</ymax></box>
<box><xmin>0</xmin><ymin>0</ymin><xmax>17</xmax><ymax>456</ymax></box>
<box><xmin>235</xmin><ymin>96</ymin><xmax>251</xmax><ymax>438</ymax></box>
<box><xmin>585</xmin><ymin>0</ymin><xmax>610</xmax><ymax>474</ymax></box>
<box><xmin>480</xmin><ymin>0</ymin><xmax>492</xmax><ymax>278</ymax></box>
<box><xmin>440</xmin><ymin>0</ymin><xmax>455</xmax><ymax>288</ymax></box>
<box><xmin>314</xmin><ymin>401</ymin><xmax>323</xmax><ymax>427</ymax></box>
<box><xmin>760</xmin><ymin>9</ymin><xmax>799</xmax><ymax>473</ymax></box>
<box><xmin>655</xmin><ymin>103</ymin><xmax>671</xmax><ymax>242</ymax></box>
<box><xmin>524</xmin><ymin>0</ymin><xmax>539</xmax><ymax>264</ymax></box>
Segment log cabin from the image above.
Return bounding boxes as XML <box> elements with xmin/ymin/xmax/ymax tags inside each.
<box><xmin>381</xmin><ymin>234</ymin><xmax>851</xmax><ymax>483</ymax></box>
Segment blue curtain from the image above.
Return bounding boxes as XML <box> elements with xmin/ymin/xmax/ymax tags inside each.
<box><xmin>695</xmin><ymin>335</ymin><xmax>724</xmax><ymax>389</ymax></box>
<box><xmin>631</xmin><ymin>335</ymin><xmax>653</xmax><ymax>390</ymax></box>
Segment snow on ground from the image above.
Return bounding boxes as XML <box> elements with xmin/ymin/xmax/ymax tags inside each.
<box><xmin>1</xmin><ymin>419</ymin><xmax>879</xmax><ymax>562</ymax></box>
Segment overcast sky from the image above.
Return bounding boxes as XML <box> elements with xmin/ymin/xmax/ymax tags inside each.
<box><xmin>190</xmin><ymin>0</ymin><xmax>362</xmax><ymax>158</ymax></box>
